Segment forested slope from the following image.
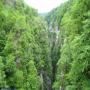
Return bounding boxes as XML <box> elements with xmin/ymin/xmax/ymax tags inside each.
<box><xmin>0</xmin><ymin>0</ymin><xmax>52</xmax><ymax>90</ymax></box>
<box><xmin>0</xmin><ymin>0</ymin><xmax>90</xmax><ymax>90</ymax></box>
<box><xmin>46</xmin><ymin>0</ymin><xmax>90</xmax><ymax>90</ymax></box>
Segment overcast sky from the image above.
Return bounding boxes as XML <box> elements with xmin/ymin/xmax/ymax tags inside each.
<box><xmin>24</xmin><ymin>0</ymin><xmax>68</xmax><ymax>13</ymax></box>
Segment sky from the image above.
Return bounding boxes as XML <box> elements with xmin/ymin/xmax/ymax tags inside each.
<box><xmin>24</xmin><ymin>0</ymin><xmax>68</xmax><ymax>13</ymax></box>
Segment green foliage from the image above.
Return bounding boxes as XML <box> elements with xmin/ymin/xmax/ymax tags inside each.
<box><xmin>0</xmin><ymin>0</ymin><xmax>51</xmax><ymax>90</ymax></box>
<box><xmin>26</xmin><ymin>60</ymin><xmax>40</xmax><ymax>90</ymax></box>
<box><xmin>48</xmin><ymin>0</ymin><xmax>90</xmax><ymax>90</ymax></box>
<box><xmin>0</xmin><ymin>56</ymin><xmax>6</xmax><ymax>87</ymax></box>
<box><xmin>1</xmin><ymin>0</ymin><xmax>90</xmax><ymax>90</ymax></box>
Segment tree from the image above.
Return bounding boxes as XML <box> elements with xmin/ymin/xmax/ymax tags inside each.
<box><xmin>0</xmin><ymin>56</ymin><xmax>6</xmax><ymax>87</ymax></box>
<box><xmin>26</xmin><ymin>60</ymin><xmax>40</xmax><ymax>90</ymax></box>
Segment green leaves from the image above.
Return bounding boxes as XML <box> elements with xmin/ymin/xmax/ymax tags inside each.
<box><xmin>27</xmin><ymin>60</ymin><xmax>40</xmax><ymax>90</ymax></box>
<box><xmin>51</xmin><ymin>0</ymin><xmax>90</xmax><ymax>90</ymax></box>
<box><xmin>0</xmin><ymin>56</ymin><xmax>6</xmax><ymax>87</ymax></box>
<box><xmin>0</xmin><ymin>0</ymin><xmax>51</xmax><ymax>89</ymax></box>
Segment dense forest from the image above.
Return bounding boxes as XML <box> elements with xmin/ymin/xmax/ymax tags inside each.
<box><xmin>0</xmin><ymin>0</ymin><xmax>90</xmax><ymax>90</ymax></box>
